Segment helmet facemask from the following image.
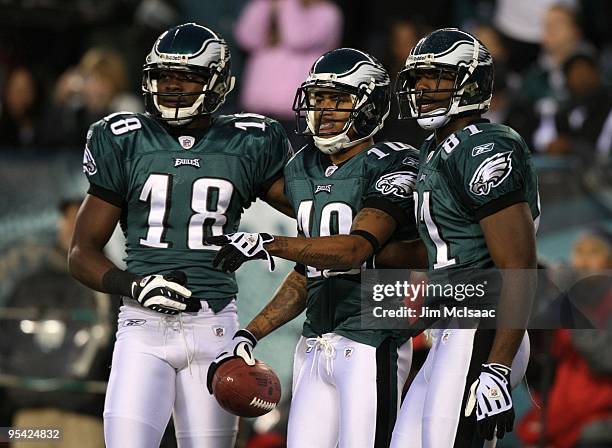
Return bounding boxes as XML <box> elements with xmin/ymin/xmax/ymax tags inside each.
<box><xmin>143</xmin><ymin>63</ymin><xmax>234</xmax><ymax>126</ymax></box>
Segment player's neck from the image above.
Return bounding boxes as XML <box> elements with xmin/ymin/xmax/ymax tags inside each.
<box><xmin>434</xmin><ymin>115</ymin><xmax>481</xmax><ymax>145</ymax></box>
<box><xmin>329</xmin><ymin>138</ymin><xmax>374</xmax><ymax>165</ymax></box>
<box><xmin>165</xmin><ymin>115</ymin><xmax>212</xmax><ymax>132</ymax></box>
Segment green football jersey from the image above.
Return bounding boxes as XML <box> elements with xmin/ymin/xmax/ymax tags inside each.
<box><xmin>83</xmin><ymin>112</ymin><xmax>291</xmax><ymax>311</ymax></box>
<box><xmin>284</xmin><ymin>141</ymin><xmax>420</xmax><ymax>347</ymax></box>
<box><xmin>414</xmin><ymin>120</ymin><xmax>540</xmax><ymax>273</ymax></box>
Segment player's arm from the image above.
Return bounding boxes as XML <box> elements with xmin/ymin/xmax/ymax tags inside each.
<box><xmin>246</xmin><ymin>269</ymin><xmax>307</xmax><ymax>339</ymax></box>
<box><xmin>69</xmin><ymin>196</ymin><xmax>196</xmax><ymax>314</ymax></box>
<box><xmin>68</xmin><ymin>194</ymin><xmax>125</xmax><ymax>291</ymax></box>
<box><xmin>206</xmin><ymin>269</ymin><xmax>307</xmax><ymax>392</ymax></box>
<box><xmin>207</xmin><ymin>207</ymin><xmax>398</xmax><ymax>272</ymax></box>
<box><xmin>464</xmin><ymin>201</ymin><xmax>536</xmax><ymax>441</ymax></box>
<box><xmin>375</xmin><ymin>238</ymin><xmax>428</xmax><ymax>269</ymax></box>
<box><xmin>262</xmin><ymin>176</ymin><xmax>295</xmax><ymax>218</ymax></box>
<box><xmin>480</xmin><ymin>201</ymin><xmax>537</xmax><ymax>366</ymax></box>
<box><xmin>267</xmin><ymin>207</ymin><xmax>397</xmax><ymax>269</ymax></box>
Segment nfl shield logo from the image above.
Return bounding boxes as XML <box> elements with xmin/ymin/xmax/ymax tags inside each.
<box><xmin>213</xmin><ymin>327</ymin><xmax>225</xmax><ymax>337</ymax></box>
<box><xmin>344</xmin><ymin>347</ymin><xmax>354</xmax><ymax>358</ymax></box>
<box><xmin>178</xmin><ymin>136</ymin><xmax>195</xmax><ymax>149</ymax></box>
<box><xmin>325</xmin><ymin>165</ymin><xmax>338</xmax><ymax>177</ymax></box>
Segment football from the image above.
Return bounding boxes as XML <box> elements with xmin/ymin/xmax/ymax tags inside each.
<box><xmin>212</xmin><ymin>358</ymin><xmax>282</xmax><ymax>417</ymax></box>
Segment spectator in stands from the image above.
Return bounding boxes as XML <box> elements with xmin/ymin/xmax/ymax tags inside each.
<box><xmin>516</xmin><ymin>3</ymin><xmax>596</xmax><ymax>152</ymax></box>
<box><xmin>475</xmin><ymin>24</ymin><xmax>516</xmax><ymax>124</ymax></box>
<box><xmin>0</xmin><ymin>66</ymin><xmax>43</xmax><ymax>148</ymax></box>
<box><xmin>234</xmin><ymin>0</ymin><xmax>342</xmax><ymax>147</ymax></box>
<box><xmin>546</xmin><ymin>53</ymin><xmax>612</xmax><ymax>161</ymax></box>
<box><xmin>40</xmin><ymin>47</ymin><xmax>141</xmax><ymax>148</ymax></box>
<box><xmin>492</xmin><ymin>0</ymin><xmax>558</xmax><ymax>74</ymax></box>
<box><xmin>0</xmin><ymin>197</ymin><xmax>115</xmax><ymax>448</ymax></box>
<box><xmin>377</xmin><ymin>18</ymin><xmax>430</xmax><ymax>144</ymax></box>
<box><xmin>518</xmin><ymin>228</ymin><xmax>612</xmax><ymax>448</ymax></box>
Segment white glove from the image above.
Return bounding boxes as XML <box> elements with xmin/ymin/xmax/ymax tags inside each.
<box><xmin>464</xmin><ymin>362</ymin><xmax>514</xmax><ymax>440</ymax></box>
<box><xmin>131</xmin><ymin>271</ymin><xmax>200</xmax><ymax>315</ymax></box>
<box><xmin>206</xmin><ymin>232</ymin><xmax>275</xmax><ymax>272</ymax></box>
<box><xmin>206</xmin><ymin>329</ymin><xmax>258</xmax><ymax>394</ymax></box>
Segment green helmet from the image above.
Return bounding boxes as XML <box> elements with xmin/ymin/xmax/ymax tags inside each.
<box><xmin>293</xmin><ymin>48</ymin><xmax>391</xmax><ymax>154</ymax></box>
<box><xmin>142</xmin><ymin>23</ymin><xmax>235</xmax><ymax>125</ymax></box>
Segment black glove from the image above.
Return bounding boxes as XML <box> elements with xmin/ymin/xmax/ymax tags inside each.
<box><xmin>206</xmin><ymin>232</ymin><xmax>275</xmax><ymax>273</ymax></box>
<box><xmin>206</xmin><ymin>329</ymin><xmax>258</xmax><ymax>394</ymax></box>
<box><xmin>131</xmin><ymin>271</ymin><xmax>201</xmax><ymax>314</ymax></box>
<box><xmin>464</xmin><ymin>363</ymin><xmax>514</xmax><ymax>440</ymax></box>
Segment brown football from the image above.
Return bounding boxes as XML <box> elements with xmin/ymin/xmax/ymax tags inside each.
<box><xmin>212</xmin><ymin>358</ymin><xmax>282</xmax><ymax>417</ymax></box>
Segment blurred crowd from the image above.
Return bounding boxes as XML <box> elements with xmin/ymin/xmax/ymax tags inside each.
<box><xmin>1</xmin><ymin>0</ymin><xmax>612</xmax><ymax>447</ymax></box>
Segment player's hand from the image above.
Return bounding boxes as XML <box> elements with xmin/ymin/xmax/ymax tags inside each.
<box><xmin>206</xmin><ymin>232</ymin><xmax>275</xmax><ymax>272</ymax></box>
<box><xmin>464</xmin><ymin>363</ymin><xmax>514</xmax><ymax>440</ymax></box>
<box><xmin>131</xmin><ymin>271</ymin><xmax>201</xmax><ymax>315</ymax></box>
<box><xmin>206</xmin><ymin>329</ymin><xmax>258</xmax><ymax>394</ymax></box>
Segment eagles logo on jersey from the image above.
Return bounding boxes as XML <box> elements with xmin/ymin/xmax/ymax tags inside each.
<box><xmin>469</xmin><ymin>151</ymin><xmax>513</xmax><ymax>196</ymax></box>
<box><xmin>375</xmin><ymin>171</ymin><xmax>416</xmax><ymax>198</ymax></box>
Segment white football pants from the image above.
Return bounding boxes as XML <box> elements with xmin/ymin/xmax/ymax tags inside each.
<box><xmin>288</xmin><ymin>333</ymin><xmax>412</xmax><ymax>448</ymax></box>
<box><xmin>103</xmin><ymin>298</ymin><xmax>239</xmax><ymax>448</ymax></box>
<box><xmin>390</xmin><ymin>329</ymin><xmax>530</xmax><ymax>448</ymax></box>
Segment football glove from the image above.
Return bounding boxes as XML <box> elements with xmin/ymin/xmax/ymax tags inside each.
<box><xmin>131</xmin><ymin>271</ymin><xmax>201</xmax><ymax>315</ymax></box>
<box><xmin>206</xmin><ymin>232</ymin><xmax>275</xmax><ymax>272</ymax></box>
<box><xmin>206</xmin><ymin>329</ymin><xmax>258</xmax><ymax>394</ymax></box>
<box><xmin>464</xmin><ymin>362</ymin><xmax>514</xmax><ymax>440</ymax></box>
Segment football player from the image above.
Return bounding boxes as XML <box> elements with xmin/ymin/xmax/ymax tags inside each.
<box><xmin>68</xmin><ymin>23</ymin><xmax>293</xmax><ymax>448</ymax></box>
<box><xmin>206</xmin><ymin>48</ymin><xmax>422</xmax><ymax>448</ymax></box>
<box><xmin>389</xmin><ymin>28</ymin><xmax>539</xmax><ymax>447</ymax></box>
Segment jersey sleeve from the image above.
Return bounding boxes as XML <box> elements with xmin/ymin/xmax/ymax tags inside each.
<box><xmin>362</xmin><ymin>145</ymin><xmax>419</xmax><ymax>230</ymax></box>
<box><xmin>254</xmin><ymin>120</ymin><xmax>294</xmax><ymax>199</ymax></box>
<box><xmin>444</xmin><ymin>133</ymin><xmax>530</xmax><ymax>221</ymax></box>
<box><xmin>82</xmin><ymin>121</ymin><xmax>127</xmax><ymax>207</ymax></box>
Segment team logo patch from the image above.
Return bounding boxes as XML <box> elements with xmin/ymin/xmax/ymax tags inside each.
<box><xmin>344</xmin><ymin>347</ymin><xmax>354</xmax><ymax>358</ymax></box>
<box><xmin>325</xmin><ymin>165</ymin><xmax>338</xmax><ymax>177</ymax></box>
<box><xmin>469</xmin><ymin>151</ymin><xmax>513</xmax><ymax>196</ymax></box>
<box><xmin>82</xmin><ymin>145</ymin><xmax>97</xmax><ymax>175</ymax></box>
<box><xmin>401</xmin><ymin>156</ymin><xmax>419</xmax><ymax>168</ymax></box>
<box><xmin>315</xmin><ymin>184</ymin><xmax>333</xmax><ymax>194</ymax></box>
<box><xmin>174</xmin><ymin>158</ymin><xmax>201</xmax><ymax>168</ymax></box>
<box><xmin>471</xmin><ymin>142</ymin><xmax>494</xmax><ymax>157</ymax></box>
<box><xmin>213</xmin><ymin>326</ymin><xmax>225</xmax><ymax>338</ymax></box>
<box><xmin>375</xmin><ymin>171</ymin><xmax>416</xmax><ymax>198</ymax></box>
<box><xmin>123</xmin><ymin>319</ymin><xmax>146</xmax><ymax>327</ymax></box>
<box><xmin>178</xmin><ymin>135</ymin><xmax>196</xmax><ymax>149</ymax></box>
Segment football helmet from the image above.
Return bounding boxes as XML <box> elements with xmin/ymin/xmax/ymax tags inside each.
<box><xmin>293</xmin><ymin>48</ymin><xmax>391</xmax><ymax>154</ymax></box>
<box><xmin>395</xmin><ymin>28</ymin><xmax>493</xmax><ymax>130</ymax></box>
<box><xmin>142</xmin><ymin>23</ymin><xmax>235</xmax><ymax>125</ymax></box>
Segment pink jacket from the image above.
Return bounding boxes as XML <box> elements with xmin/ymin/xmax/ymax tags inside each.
<box><xmin>235</xmin><ymin>0</ymin><xmax>343</xmax><ymax>119</ymax></box>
